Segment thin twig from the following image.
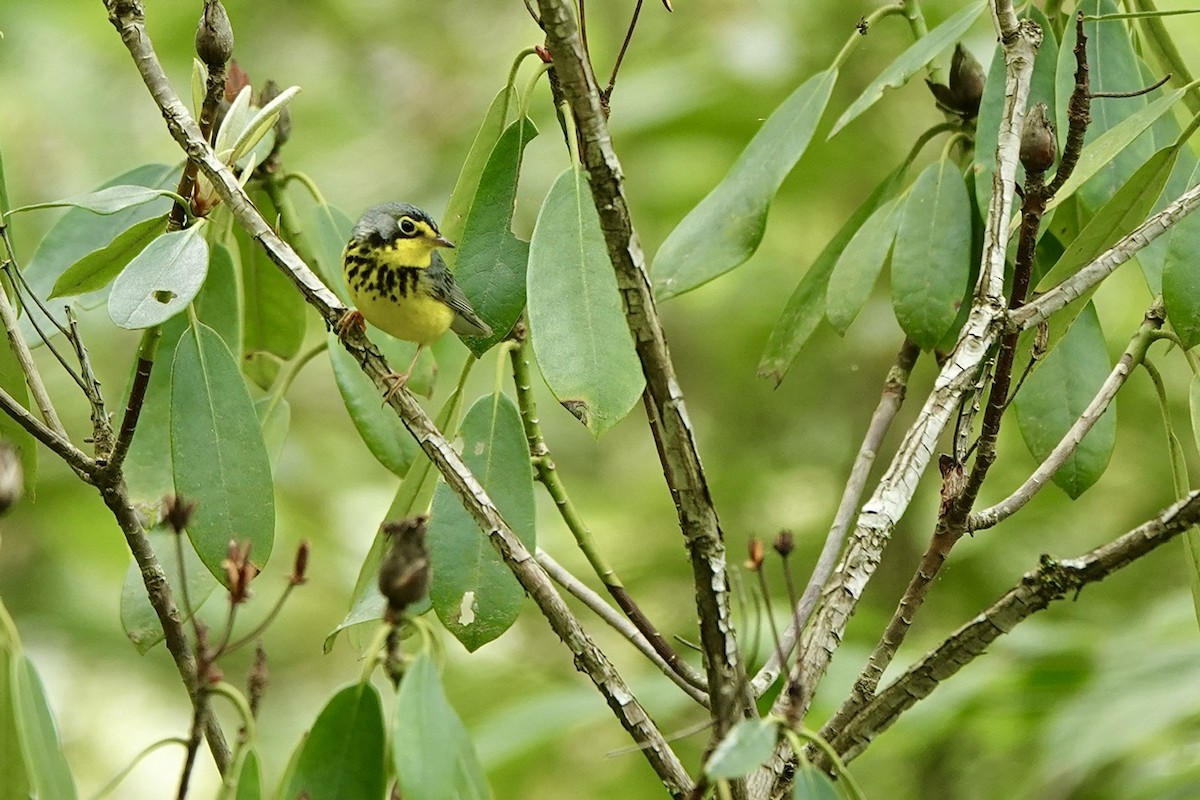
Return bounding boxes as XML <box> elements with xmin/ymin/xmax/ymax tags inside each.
<box><xmin>537</xmin><ymin>549</ymin><xmax>708</xmax><ymax>706</ymax></box>
<box><xmin>0</xmin><ymin>244</ymin><xmax>68</xmax><ymax>437</ymax></box>
<box><xmin>105</xmin><ymin>326</ymin><xmax>162</xmax><ymax>473</ymax></box>
<box><xmin>1090</xmin><ymin>72</ymin><xmax>1170</xmax><ymax>98</ymax></box>
<box><xmin>603</xmin><ymin>0</ymin><xmax>645</xmax><ymax>103</ymax></box>
<box><xmin>0</xmin><ymin>385</ymin><xmax>95</xmax><ymax>476</ymax></box>
<box><xmin>749</xmin><ymin>339</ymin><xmax>919</xmax><ymax>698</ymax></box>
<box><xmin>828</xmin><ymin>490</ymin><xmax>1200</xmax><ymax>763</ymax></box>
<box><xmin>510</xmin><ymin>334</ymin><xmax>704</xmax><ymax>691</ymax></box>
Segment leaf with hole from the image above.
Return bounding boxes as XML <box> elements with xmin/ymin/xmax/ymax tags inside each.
<box><xmin>653</xmin><ymin>68</ymin><xmax>837</xmax><ymax>299</ymax></box>
<box><xmin>454</xmin><ymin>118</ymin><xmax>538</xmax><ymax>355</ymax></box>
<box><xmin>108</xmin><ymin>221</ymin><xmax>209</xmax><ymax>329</ymax></box>
<box><xmin>171</xmin><ymin>323</ymin><xmax>275</xmax><ymax>581</ymax></box>
<box><xmin>282</xmin><ymin>683</ymin><xmax>386</xmax><ymax>800</ymax></box>
<box><xmin>829</xmin><ymin>1</ymin><xmax>988</xmax><ymax>138</ymax></box>
<box><xmin>429</xmin><ymin>392</ymin><xmax>534</xmax><ymax>651</ymax></box>
<box><xmin>1014</xmin><ymin>303</ymin><xmax>1115</xmax><ymax>499</ymax></box>
<box><xmin>891</xmin><ymin>158</ymin><xmax>972</xmax><ymax>350</ymax></box>
<box><xmin>393</xmin><ymin>653</ymin><xmax>491</xmax><ymax>800</ymax></box>
<box><xmin>21</xmin><ymin>163</ymin><xmax>178</xmax><ymax>344</ymax></box>
<box><xmin>528</xmin><ymin>167</ymin><xmax>644</xmax><ymax>436</ymax></box>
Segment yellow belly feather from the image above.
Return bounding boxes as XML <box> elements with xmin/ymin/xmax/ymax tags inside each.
<box><xmin>344</xmin><ymin>241</ymin><xmax>454</xmax><ymax>346</ymax></box>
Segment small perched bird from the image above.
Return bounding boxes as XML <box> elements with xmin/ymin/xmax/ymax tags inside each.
<box><xmin>337</xmin><ymin>203</ymin><xmax>491</xmax><ymax>397</ymax></box>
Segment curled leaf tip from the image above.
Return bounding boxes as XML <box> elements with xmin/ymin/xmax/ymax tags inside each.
<box><xmin>562</xmin><ymin>399</ymin><xmax>590</xmax><ymax>427</ymax></box>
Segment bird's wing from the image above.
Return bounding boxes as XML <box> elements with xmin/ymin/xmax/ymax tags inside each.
<box><xmin>425</xmin><ymin>252</ymin><xmax>493</xmax><ymax>338</ymax></box>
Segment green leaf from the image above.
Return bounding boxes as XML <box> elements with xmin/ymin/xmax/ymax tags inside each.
<box><xmin>254</xmin><ymin>394</ymin><xmax>291</xmax><ymax>467</ymax></box>
<box><xmin>310</xmin><ymin>203</ymin><xmax>354</xmax><ymax>304</ymax></box>
<box><xmin>528</xmin><ymin>167</ymin><xmax>644</xmax><ymax>436</ymax></box>
<box><xmin>229</xmin><ymin>85</ymin><xmax>300</xmax><ymax>166</ymax></box>
<box><xmin>240</xmin><ymin>220</ymin><xmax>307</xmax><ymax>390</ymax></box>
<box><xmin>49</xmin><ymin>215</ymin><xmax>166</xmax><ymax>299</ymax></box>
<box><xmin>974</xmin><ymin>7</ymin><xmax>1058</xmax><ymax>215</ymax></box>
<box><xmin>455</xmin><ymin>117</ymin><xmax>538</xmax><ymax>356</ymax></box>
<box><xmin>758</xmin><ymin>165</ymin><xmax>906</xmax><ymax>384</ymax></box>
<box><xmin>1191</xmin><ymin>375</ymin><xmax>1200</xmax><ymax>457</ymax></box>
<box><xmin>393</xmin><ymin>653</ymin><xmax>491</xmax><ymax>800</ymax></box>
<box><xmin>442</xmin><ymin>86</ymin><xmax>514</xmax><ymax>260</ymax></box>
<box><xmin>793</xmin><ymin>764</ymin><xmax>840</xmax><ymax>800</ymax></box>
<box><xmin>232</xmin><ymin>749</ymin><xmax>263</xmax><ymax>800</ymax></box>
<box><xmin>1014</xmin><ymin>303</ymin><xmax>1115</xmax><ymax>498</ymax></box>
<box><xmin>9</xmin><ymin>184</ymin><xmax>179</xmax><ymax>216</ymax></box>
<box><xmin>1036</xmin><ymin>146</ymin><xmax>1178</xmax><ymax>352</ymax></box>
<box><xmin>120</xmin><ymin>527</ymin><xmax>217</xmax><ymax>653</ymax></box>
<box><xmin>705</xmin><ymin>717</ymin><xmax>779</xmax><ymax>779</ymax></box>
<box><xmin>196</xmin><ymin>242</ymin><xmax>242</xmax><ymax>357</ymax></box>
<box><xmin>891</xmin><ymin>159</ymin><xmax>972</xmax><ymax>350</ymax></box>
<box><xmin>429</xmin><ymin>392</ymin><xmax>534</xmax><ymax>651</ymax></box>
<box><xmin>108</xmin><ymin>222</ymin><xmax>210</xmax><ymax>330</ymax></box>
<box><xmin>1163</xmin><ymin>161</ymin><xmax>1200</xmax><ymax>349</ymax></box>
<box><xmin>123</xmin><ymin>317</ymin><xmax>187</xmax><ymax>502</ymax></box>
<box><xmin>0</xmin><ymin>138</ymin><xmax>10</xmax><ymax>218</ymax></box>
<box><xmin>324</xmin><ymin>376</ymin><xmax>469</xmax><ymax>654</ymax></box>
<box><xmin>1053</xmin><ymin>1</ymin><xmax>1180</xmax><ymax>211</ymax></box>
<box><xmin>829</xmin><ymin>1</ymin><xmax>988</xmax><ymax>137</ymax></box>
<box><xmin>0</xmin><ymin>325</ymin><xmax>36</xmax><ymax>502</ymax></box>
<box><xmin>282</xmin><ymin>683</ymin><xmax>386</xmax><ymax>800</ymax></box>
<box><xmin>825</xmin><ymin>195</ymin><xmax>902</xmax><ymax>334</ymax></box>
<box><xmin>653</xmin><ymin>68</ymin><xmax>838</xmax><ymax>299</ymax></box>
<box><xmin>21</xmin><ymin>163</ymin><xmax>177</xmax><ymax>344</ymax></box>
<box><xmin>327</xmin><ymin>331</ymin><xmax>435</xmax><ymax>477</ymax></box>
<box><xmin>171</xmin><ymin>323</ymin><xmax>275</xmax><ymax>581</ymax></box>
<box><xmin>10</xmin><ymin>655</ymin><xmax>77</xmax><ymax>800</ymax></box>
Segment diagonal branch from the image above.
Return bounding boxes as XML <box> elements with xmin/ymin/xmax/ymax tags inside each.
<box><xmin>534</xmin><ymin>0</ymin><xmax>752</xmax><ymax>742</ymax></box>
<box><xmin>828</xmin><ymin>489</ymin><xmax>1200</xmax><ymax>763</ymax></box>
<box><xmin>101</xmin><ymin>2</ymin><xmax>690</xmax><ymax>791</ymax></box>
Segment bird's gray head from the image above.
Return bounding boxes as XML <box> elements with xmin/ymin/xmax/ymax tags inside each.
<box><xmin>351</xmin><ymin>203</ymin><xmax>443</xmax><ymax>246</ymax></box>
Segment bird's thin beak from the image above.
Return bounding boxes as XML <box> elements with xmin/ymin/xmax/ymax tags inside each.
<box><xmin>433</xmin><ymin>235</ymin><xmax>455</xmax><ymax>249</ymax></box>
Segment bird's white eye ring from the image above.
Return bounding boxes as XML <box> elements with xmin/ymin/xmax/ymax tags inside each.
<box><xmin>398</xmin><ymin>217</ymin><xmax>417</xmax><ymax>236</ymax></box>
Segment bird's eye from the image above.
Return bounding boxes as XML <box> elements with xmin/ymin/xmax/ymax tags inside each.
<box><xmin>398</xmin><ymin>217</ymin><xmax>418</xmax><ymax>236</ymax></box>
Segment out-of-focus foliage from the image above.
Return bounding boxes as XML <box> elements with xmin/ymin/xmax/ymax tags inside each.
<box><xmin>2</xmin><ymin>1</ymin><xmax>1200</xmax><ymax>799</ymax></box>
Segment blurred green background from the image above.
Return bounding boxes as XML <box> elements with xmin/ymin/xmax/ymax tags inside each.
<box><xmin>3</xmin><ymin>1</ymin><xmax>1200</xmax><ymax>798</ymax></box>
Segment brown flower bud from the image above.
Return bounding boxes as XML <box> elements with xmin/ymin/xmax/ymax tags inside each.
<box><xmin>745</xmin><ymin>537</ymin><xmax>764</xmax><ymax>572</ymax></box>
<box><xmin>949</xmin><ymin>44</ymin><xmax>984</xmax><ymax>117</ymax></box>
<box><xmin>926</xmin><ymin>44</ymin><xmax>985</xmax><ymax>120</ymax></box>
<box><xmin>1020</xmin><ymin>103</ymin><xmax>1057</xmax><ymax>173</ymax></box>
<box><xmin>772</xmin><ymin>530</ymin><xmax>794</xmax><ymax>558</ymax></box>
<box><xmin>0</xmin><ymin>443</ymin><xmax>23</xmax><ymax>516</ymax></box>
<box><xmin>195</xmin><ymin>0</ymin><xmax>235</xmax><ymax>70</ymax></box>
<box><xmin>291</xmin><ymin>539</ymin><xmax>309</xmax><ymax>586</ymax></box>
<box><xmin>163</xmin><ymin>493</ymin><xmax>198</xmax><ymax>533</ymax></box>
<box><xmin>378</xmin><ymin>516</ymin><xmax>431</xmax><ymax>617</ymax></box>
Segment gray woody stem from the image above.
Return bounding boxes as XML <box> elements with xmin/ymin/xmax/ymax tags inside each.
<box><xmin>829</xmin><ymin>489</ymin><xmax>1200</xmax><ymax>763</ymax></box>
<box><xmin>101</xmin><ymin>1</ymin><xmax>691</xmax><ymax>793</ymax></box>
<box><xmin>534</xmin><ymin>0</ymin><xmax>752</xmax><ymax>742</ymax></box>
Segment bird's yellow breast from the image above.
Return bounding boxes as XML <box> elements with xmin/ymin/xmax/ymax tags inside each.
<box><xmin>343</xmin><ymin>242</ymin><xmax>454</xmax><ymax>345</ymax></box>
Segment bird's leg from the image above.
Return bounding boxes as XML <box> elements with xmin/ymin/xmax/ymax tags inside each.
<box><xmin>381</xmin><ymin>345</ymin><xmax>425</xmax><ymax>404</ymax></box>
<box><xmin>335</xmin><ymin>308</ymin><xmax>366</xmax><ymax>338</ymax></box>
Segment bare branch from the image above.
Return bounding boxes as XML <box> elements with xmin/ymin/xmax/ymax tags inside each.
<box><xmin>970</xmin><ymin>303</ymin><xmax>1165</xmax><ymax>531</ymax></box>
<box><xmin>0</xmin><ymin>384</ymin><xmax>95</xmax><ymax>477</ymax></box>
<box><xmin>101</xmin><ymin>3</ymin><xmax>690</xmax><ymax>791</ymax></box>
<box><xmin>830</xmin><ymin>489</ymin><xmax>1200</xmax><ymax>762</ymax></box>
<box><xmin>534</xmin><ymin>0</ymin><xmax>752</xmax><ymax>744</ymax></box>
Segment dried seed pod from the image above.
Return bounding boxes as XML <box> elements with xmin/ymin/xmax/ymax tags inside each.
<box><xmin>195</xmin><ymin>0</ymin><xmax>234</xmax><ymax>70</ymax></box>
<box><xmin>378</xmin><ymin>516</ymin><xmax>431</xmax><ymax>617</ymax></box>
<box><xmin>1021</xmin><ymin>103</ymin><xmax>1058</xmax><ymax>173</ymax></box>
